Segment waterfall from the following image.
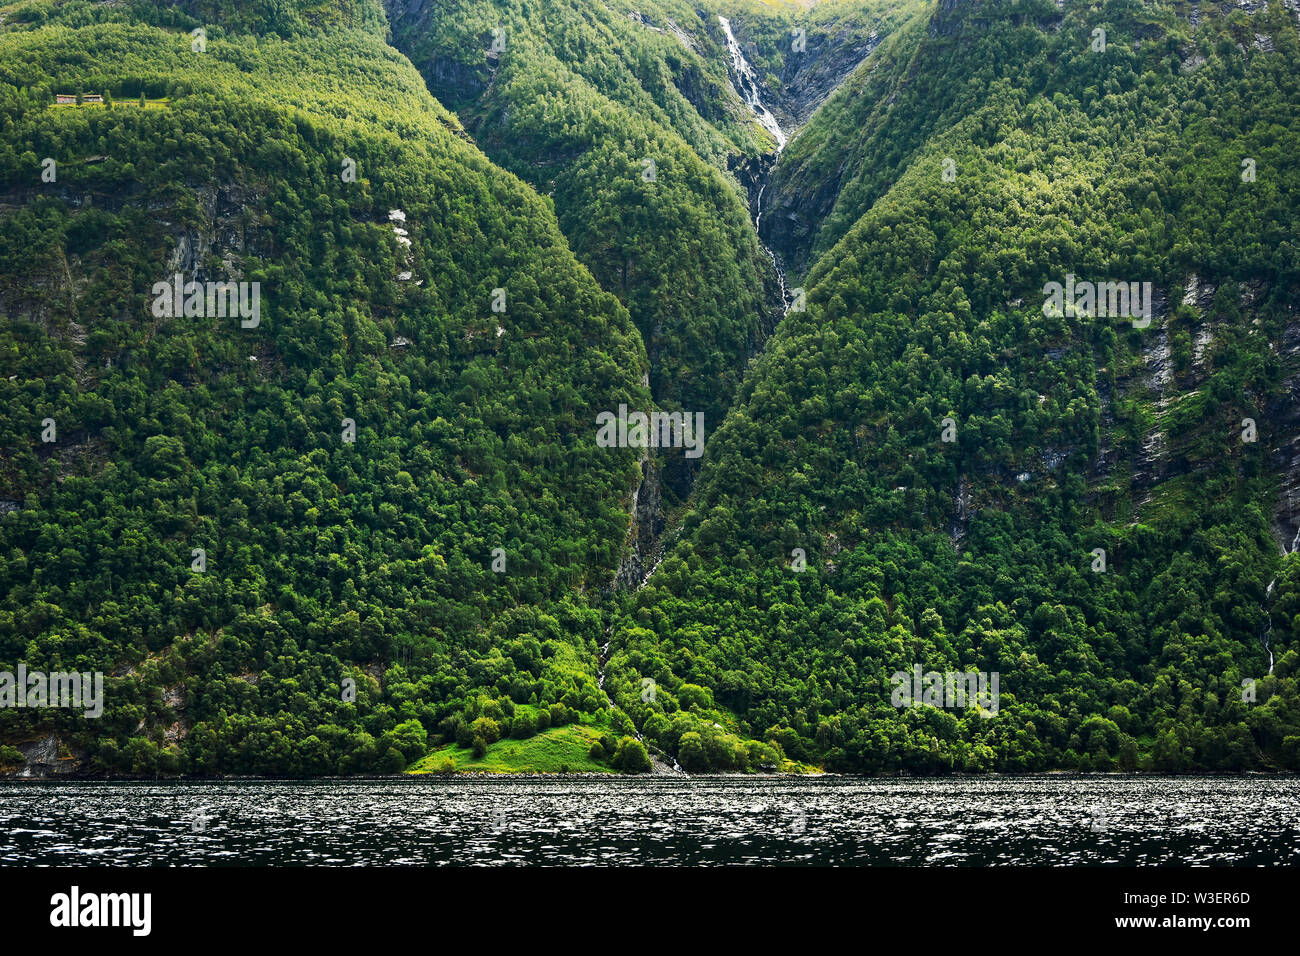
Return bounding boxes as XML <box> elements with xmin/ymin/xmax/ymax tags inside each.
<box><xmin>1262</xmin><ymin>579</ymin><xmax>1276</xmax><ymax>675</ymax></box>
<box><xmin>718</xmin><ymin>16</ymin><xmax>787</xmax><ymax>151</ymax></box>
<box><xmin>1260</xmin><ymin>527</ymin><xmax>1300</xmax><ymax>674</ymax></box>
<box><xmin>718</xmin><ymin>15</ymin><xmax>792</xmax><ymax>311</ymax></box>
<box><xmin>1260</xmin><ymin>524</ymin><xmax>1300</xmax><ymax>675</ymax></box>
<box><xmin>638</xmin><ymin>552</ymin><xmax>663</xmax><ymax>588</ymax></box>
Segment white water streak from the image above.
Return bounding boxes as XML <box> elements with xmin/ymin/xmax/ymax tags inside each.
<box><xmin>718</xmin><ymin>16</ymin><xmax>791</xmax><ymax>308</ymax></box>
<box><xmin>719</xmin><ymin>16</ymin><xmax>787</xmax><ymax>152</ymax></box>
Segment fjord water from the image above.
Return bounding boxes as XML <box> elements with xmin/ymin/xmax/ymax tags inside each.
<box><xmin>1</xmin><ymin>777</ymin><xmax>1296</xmax><ymax>866</ymax></box>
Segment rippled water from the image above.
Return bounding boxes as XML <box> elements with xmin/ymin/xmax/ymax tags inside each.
<box><xmin>1</xmin><ymin>776</ymin><xmax>1297</xmax><ymax>866</ymax></box>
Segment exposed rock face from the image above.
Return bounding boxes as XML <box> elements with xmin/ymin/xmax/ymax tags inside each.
<box><xmin>1269</xmin><ymin>313</ymin><xmax>1300</xmax><ymax>551</ymax></box>
<box><xmin>723</xmin><ymin>15</ymin><xmax>883</xmax><ymax>133</ymax></box>
<box><xmin>0</xmin><ymin>180</ymin><xmax>262</xmax><ymax>330</ymax></box>
<box><xmin>759</xmin><ymin>166</ymin><xmax>834</xmax><ymax>280</ymax></box>
<box><xmin>12</xmin><ymin>734</ymin><xmax>81</xmax><ymax>777</ymax></box>
<box><xmin>1085</xmin><ymin>279</ymin><xmax>1300</xmax><ymax>545</ymax></box>
<box><xmin>930</xmin><ymin>0</ymin><xmax>987</xmax><ymax>38</ymax></box>
<box><xmin>417</xmin><ymin>46</ymin><xmax>490</xmax><ymax>112</ymax></box>
<box><xmin>381</xmin><ymin>0</ymin><xmax>493</xmax><ymax>111</ymax></box>
<box><xmin>951</xmin><ymin>474</ymin><xmax>972</xmax><ymax>546</ymax></box>
<box><xmin>729</xmin><ymin>152</ymin><xmax>769</xmax><ymax>220</ymax></box>
<box><xmin>615</xmin><ymin>449</ymin><xmax>665</xmax><ymax>590</ymax></box>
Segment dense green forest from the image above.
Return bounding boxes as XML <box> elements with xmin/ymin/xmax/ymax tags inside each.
<box><xmin>0</xmin><ymin>0</ymin><xmax>660</xmax><ymax>774</ymax></box>
<box><xmin>1</xmin><ymin>0</ymin><xmax>1298</xmax><ymax>776</ymax></box>
<box><xmin>386</xmin><ymin>0</ymin><xmax>782</xmax><ymax>444</ymax></box>
<box><xmin>607</xmin><ymin>0</ymin><xmax>1300</xmax><ymax>772</ymax></box>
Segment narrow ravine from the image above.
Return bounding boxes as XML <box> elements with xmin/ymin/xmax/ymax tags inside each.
<box><xmin>598</xmin><ymin>18</ymin><xmax>801</xmax><ymax>776</ymax></box>
<box><xmin>610</xmin><ymin>17</ymin><xmax>802</xmax><ymax>599</ymax></box>
<box><xmin>1262</xmin><ymin>579</ymin><xmax>1276</xmax><ymax>675</ymax></box>
<box><xmin>719</xmin><ymin>15</ymin><xmax>792</xmax><ymax>311</ymax></box>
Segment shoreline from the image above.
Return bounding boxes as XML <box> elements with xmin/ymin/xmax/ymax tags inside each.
<box><xmin>2</xmin><ymin>769</ymin><xmax>1296</xmax><ymax>784</ymax></box>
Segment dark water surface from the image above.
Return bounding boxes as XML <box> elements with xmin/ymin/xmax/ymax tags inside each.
<box><xmin>1</xmin><ymin>776</ymin><xmax>1297</xmax><ymax>866</ymax></box>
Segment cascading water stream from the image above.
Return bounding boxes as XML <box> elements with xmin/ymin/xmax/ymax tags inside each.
<box><xmin>719</xmin><ymin>15</ymin><xmax>791</xmax><ymax>310</ymax></box>
<box><xmin>600</xmin><ymin>20</ymin><xmax>804</xmax><ymax>774</ymax></box>
<box><xmin>1262</xmin><ymin>580</ymin><xmax>1276</xmax><ymax>675</ymax></box>
<box><xmin>596</xmin><ymin>636</ymin><xmax>684</xmax><ymax>773</ymax></box>
<box><xmin>718</xmin><ymin>16</ymin><xmax>787</xmax><ymax>152</ymax></box>
<box><xmin>1260</xmin><ymin>526</ymin><xmax>1298</xmax><ymax>675</ymax></box>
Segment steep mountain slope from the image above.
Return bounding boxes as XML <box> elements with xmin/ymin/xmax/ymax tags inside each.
<box><xmin>384</xmin><ymin>0</ymin><xmax>797</xmax><ymax>588</ymax></box>
<box><xmin>713</xmin><ymin>0</ymin><xmax>918</xmax><ymax>133</ymax></box>
<box><xmin>608</xmin><ymin>0</ymin><xmax>1300</xmax><ymax>773</ymax></box>
<box><xmin>4</xmin><ymin>0</ymin><xmax>1297</xmax><ymax>779</ymax></box>
<box><xmin>0</xmin><ymin>0</ymin><xmax>653</xmax><ymax>773</ymax></box>
<box><xmin>385</xmin><ymin>0</ymin><xmax>779</xmax><ymax>433</ymax></box>
<box><xmin>382</xmin><ymin>1</ymin><xmax>903</xmax><ymax>574</ymax></box>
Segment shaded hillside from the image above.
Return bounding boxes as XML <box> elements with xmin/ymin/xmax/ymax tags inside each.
<box><xmin>382</xmin><ymin>0</ymin><xmax>895</xmax><ymax>583</ymax></box>
<box><xmin>384</xmin><ymin>0</ymin><xmax>783</xmax><ymax>437</ymax></box>
<box><xmin>0</xmin><ymin>0</ymin><xmax>650</xmax><ymax>774</ymax></box>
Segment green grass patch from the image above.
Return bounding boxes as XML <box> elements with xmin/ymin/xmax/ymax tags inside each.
<box><xmin>407</xmin><ymin>723</ymin><xmax>618</xmax><ymax>775</ymax></box>
<box><xmin>779</xmin><ymin>758</ymin><xmax>823</xmax><ymax>775</ymax></box>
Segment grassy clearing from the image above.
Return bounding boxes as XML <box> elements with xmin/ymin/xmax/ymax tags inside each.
<box><xmin>407</xmin><ymin>723</ymin><xmax>618</xmax><ymax>775</ymax></box>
